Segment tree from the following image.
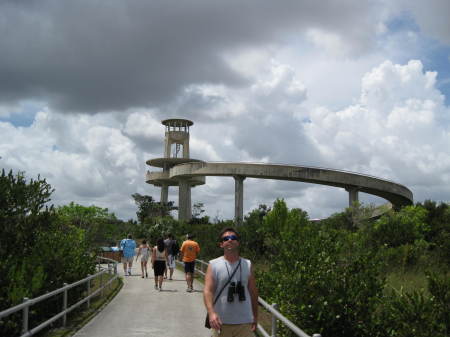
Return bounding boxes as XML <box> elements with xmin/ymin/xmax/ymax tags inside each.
<box><xmin>131</xmin><ymin>193</ymin><xmax>176</xmax><ymax>222</ymax></box>
<box><xmin>239</xmin><ymin>204</ymin><xmax>270</xmax><ymax>260</ymax></box>
<box><xmin>0</xmin><ymin>169</ymin><xmax>55</xmax><ymax>293</ymax></box>
<box><xmin>0</xmin><ymin>169</ymin><xmax>95</xmax><ymax>336</ymax></box>
<box><xmin>56</xmin><ymin>202</ymin><xmax>120</xmax><ymax>247</ymax></box>
<box><xmin>0</xmin><ymin>169</ymin><xmax>54</xmax><ymax>254</ymax></box>
<box><xmin>367</xmin><ymin>205</ymin><xmax>429</xmax><ymax>248</ymax></box>
<box><xmin>192</xmin><ymin>202</ymin><xmax>205</xmax><ymax>218</ymax></box>
<box><xmin>190</xmin><ymin>202</ymin><xmax>210</xmax><ymax>224</ymax></box>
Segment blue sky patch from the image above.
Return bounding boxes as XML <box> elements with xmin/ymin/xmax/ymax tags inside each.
<box><xmin>0</xmin><ymin>101</ymin><xmax>42</xmax><ymax>127</ymax></box>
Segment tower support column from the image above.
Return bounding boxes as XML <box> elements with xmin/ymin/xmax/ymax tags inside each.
<box><xmin>160</xmin><ymin>184</ymin><xmax>169</xmax><ymax>204</ymax></box>
<box><xmin>234</xmin><ymin>175</ymin><xmax>246</xmax><ymax>226</ymax></box>
<box><xmin>346</xmin><ymin>186</ymin><xmax>359</xmax><ymax>207</ymax></box>
<box><xmin>178</xmin><ymin>179</ymin><xmax>192</xmax><ymax>222</ymax></box>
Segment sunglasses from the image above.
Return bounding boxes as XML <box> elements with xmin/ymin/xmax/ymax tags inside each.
<box><xmin>221</xmin><ymin>235</ymin><xmax>238</xmax><ymax>242</ymax></box>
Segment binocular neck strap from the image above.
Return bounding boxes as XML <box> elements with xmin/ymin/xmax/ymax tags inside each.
<box><xmin>213</xmin><ymin>258</ymin><xmax>241</xmax><ymax>305</ymax></box>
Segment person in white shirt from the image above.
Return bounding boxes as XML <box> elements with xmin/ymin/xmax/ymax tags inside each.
<box><xmin>136</xmin><ymin>239</ymin><xmax>151</xmax><ymax>278</ymax></box>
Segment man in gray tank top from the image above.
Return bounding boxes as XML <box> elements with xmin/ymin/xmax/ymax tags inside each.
<box><xmin>203</xmin><ymin>227</ymin><xmax>258</xmax><ymax>337</ymax></box>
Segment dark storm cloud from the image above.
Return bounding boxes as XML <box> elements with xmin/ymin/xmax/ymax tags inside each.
<box><xmin>125</xmin><ymin>133</ymin><xmax>161</xmax><ymax>154</ymax></box>
<box><xmin>0</xmin><ymin>0</ymin><xmax>378</xmax><ymax>113</ymax></box>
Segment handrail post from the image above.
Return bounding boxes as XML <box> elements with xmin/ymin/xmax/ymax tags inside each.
<box><xmin>100</xmin><ymin>271</ymin><xmax>104</xmax><ymax>297</ymax></box>
<box><xmin>271</xmin><ymin>303</ymin><xmax>278</xmax><ymax>337</ymax></box>
<box><xmin>62</xmin><ymin>283</ymin><xmax>68</xmax><ymax>327</ymax></box>
<box><xmin>109</xmin><ymin>263</ymin><xmax>111</xmax><ymax>289</ymax></box>
<box><xmin>108</xmin><ymin>263</ymin><xmax>112</xmax><ymax>291</ymax></box>
<box><xmin>22</xmin><ymin>297</ymin><xmax>29</xmax><ymax>335</ymax></box>
<box><xmin>87</xmin><ymin>274</ymin><xmax>91</xmax><ymax>309</ymax></box>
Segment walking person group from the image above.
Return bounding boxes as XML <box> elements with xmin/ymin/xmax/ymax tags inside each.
<box><xmin>121</xmin><ymin>233</ymin><xmax>201</xmax><ymax>293</ymax></box>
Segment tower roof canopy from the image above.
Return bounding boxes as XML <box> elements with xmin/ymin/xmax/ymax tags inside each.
<box><xmin>146</xmin><ymin>158</ymin><xmax>203</xmax><ymax>168</ymax></box>
<box><xmin>162</xmin><ymin>118</ymin><xmax>193</xmax><ymax>127</ymax></box>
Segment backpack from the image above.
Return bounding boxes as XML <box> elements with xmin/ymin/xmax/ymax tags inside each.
<box><xmin>171</xmin><ymin>240</ymin><xmax>179</xmax><ymax>256</ymax></box>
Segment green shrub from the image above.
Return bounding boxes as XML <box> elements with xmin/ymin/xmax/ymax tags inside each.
<box><xmin>380</xmin><ymin>239</ymin><xmax>430</xmax><ymax>270</ymax></box>
<box><xmin>368</xmin><ymin>206</ymin><xmax>429</xmax><ymax>248</ymax></box>
<box><xmin>256</xmin><ymin>200</ymin><xmax>385</xmax><ymax>337</ymax></box>
<box><xmin>375</xmin><ymin>272</ymin><xmax>450</xmax><ymax>337</ymax></box>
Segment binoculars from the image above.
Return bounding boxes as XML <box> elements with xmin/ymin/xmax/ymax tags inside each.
<box><xmin>227</xmin><ymin>281</ymin><xmax>246</xmax><ymax>302</ymax></box>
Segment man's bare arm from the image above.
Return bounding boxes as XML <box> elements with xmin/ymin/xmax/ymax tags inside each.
<box><xmin>203</xmin><ymin>264</ymin><xmax>222</xmax><ymax>330</ymax></box>
<box><xmin>248</xmin><ymin>264</ymin><xmax>259</xmax><ymax>331</ymax></box>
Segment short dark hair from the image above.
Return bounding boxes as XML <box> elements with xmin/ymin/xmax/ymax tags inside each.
<box><xmin>219</xmin><ymin>227</ymin><xmax>240</xmax><ymax>241</ymax></box>
<box><xmin>127</xmin><ymin>234</ymin><xmax>132</xmax><ymax>239</ymax></box>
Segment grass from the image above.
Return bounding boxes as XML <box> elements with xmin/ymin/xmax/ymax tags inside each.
<box><xmin>385</xmin><ymin>264</ymin><xmax>450</xmax><ymax>297</ymax></box>
<box><xmin>38</xmin><ymin>273</ymin><xmax>123</xmax><ymax>337</ymax></box>
<box><xmin>384</xmin><ymin>249</ymin><xmax>450</xmax><ymax>296</ymax></box>
<box><xmin>386</xmin><ymin>268</ymin><xmax>429</xmax><ymax>295</ymax></box>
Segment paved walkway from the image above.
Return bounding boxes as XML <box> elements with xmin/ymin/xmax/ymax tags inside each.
<box><xmin>73</xmin><ymin>263</ymin><xmax>210</xmax><ymax>337</ymax></box>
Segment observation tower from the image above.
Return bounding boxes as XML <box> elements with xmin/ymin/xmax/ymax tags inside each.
<box><xmin>146</xmin><ymin>118</ymin><xmax>205</xmax><ymax>221</ymax></box>
<box><xmin>146</xmin><ymin>119</ymin><xmax>412</xmax><ymax>225</ymax></box>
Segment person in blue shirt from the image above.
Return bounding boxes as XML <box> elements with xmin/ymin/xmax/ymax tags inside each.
<box><xmin>120</xmin><ymin>234</ymin><xmax>137</xmax><ymax>276</ymax></box>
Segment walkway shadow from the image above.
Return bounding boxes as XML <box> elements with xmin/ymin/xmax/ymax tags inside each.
<box><xmin>158</xmin><ymin>289</ymin><xmax>178</xmax><ymax>293</ymax></box>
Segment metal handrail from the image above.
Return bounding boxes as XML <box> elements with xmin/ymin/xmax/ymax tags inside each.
<box><xmin>0</xmin><ymin>256</ymin><xmax>119</xmax><ymax>337</ymax></box>
<box><xmin>187</xmin><ymin>258</ymin><xmax>322</xmax><ymax>337</ymax></box>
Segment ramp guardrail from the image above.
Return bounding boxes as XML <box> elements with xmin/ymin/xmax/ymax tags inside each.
<box><xmin>0</xmin><ymin>257</ymin><xmax>119</xmax><ymax>337</ymax></box>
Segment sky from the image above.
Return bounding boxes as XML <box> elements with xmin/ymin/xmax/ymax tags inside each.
<box><xmin>1</xmin><ymin>0</ymin><xmax>450</xmax><ymax>221</ymax></box>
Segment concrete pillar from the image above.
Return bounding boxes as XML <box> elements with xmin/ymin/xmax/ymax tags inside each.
<box><xmin>187</xmin><ymin>184</ymin><xmax>191</xmax><ymax>219</ymax></box>
<box><xmin>164</xmin><ymin>133</ymin><xmax>171</xmax><ymax>157</ymax></box>
<box><xmin>178</xmin><ymin>179</ymin><xmax>192</xmax><ymax>222</ymax></box>
<box><xmin>346</xmin><ymin>186</ymin><xmax>359</xmax><ymax>207</ymax></box>
<box><xmin>234</xmin><ymin>176</ymin><xmax>246</xmax><ymax>226</ymax></box>
<box><xmin>183</xmin><ymin>136</ymin><xmax>190</xmax><ymax>158</ymax></box>
<box><xmin>160</xmin><ymin>184</ymin><xmax>168</xmax><ymax>204</ymax></box>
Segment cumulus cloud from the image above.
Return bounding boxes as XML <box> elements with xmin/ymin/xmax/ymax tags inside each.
<box><xmin>1</xmin><ymin>57</ymin><xmax>450</xmax><ymax>220</ymax></box>
<box><xmin>305</xmin><ymin>60</ymin><xmax>450</xmax><ymax>203</ymax></box>
<box><xmin>0</xmin><ymin>108</ymin><xmax>144</xmax><ymax>218</ymax></box>
<box><xmin>123</xmin><ymin>110</ymin><xmax>166</xmax><ymax>152</ymax></box>
<box><xmin>306</xmin><ymin>29</ymin><xmax>357</xmax><ymax>58</ymax></box>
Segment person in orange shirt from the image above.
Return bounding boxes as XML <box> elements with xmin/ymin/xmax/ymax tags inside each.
<box><xmin>180</xmin><ymin>234</ymin><xmax>200</xmax><ymax>292</ymax></box>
